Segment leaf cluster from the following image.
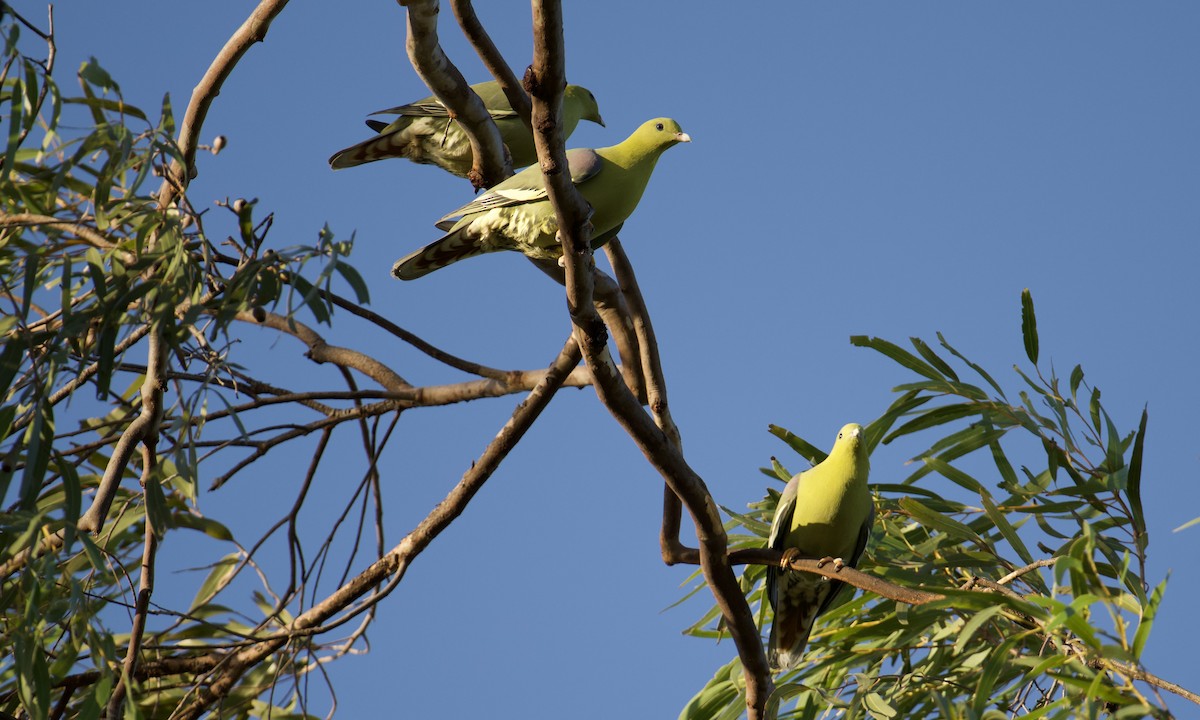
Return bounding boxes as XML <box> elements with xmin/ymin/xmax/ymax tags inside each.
<box><xmin>682</xmin><ymin>290</ymin><xmax>1170</xmax><ymax>720</ymax></box>
<box><xmin>1</xmin><ymin>16</ymin><xmax>365</xmax><ymax>718</ymax></box>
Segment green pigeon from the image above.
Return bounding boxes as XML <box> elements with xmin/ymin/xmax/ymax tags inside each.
<box><xmin>766</xmin><ymin>423</ymin><xmax>874</xmax><ymax>672</ymax></box>
<box><xmin>329</xmin><ymin>82</ymin><xmax>604</xmax><ymax>177</ymax></box>
<box><xmin>392</xmin><ymin>117</ymin><xmax>690</xmax><ymax>280</ymax></box>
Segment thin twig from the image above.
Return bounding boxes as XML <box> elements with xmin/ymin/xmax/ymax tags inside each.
<box><xmin>997</xmin><ymin>558</ymin><xmax>1057</xmax><ymax>585</ymax></box>
<box><xmin>106</xmin><ymin>444</ymin><xmax>161</xmax><ymax>717</ymax></box>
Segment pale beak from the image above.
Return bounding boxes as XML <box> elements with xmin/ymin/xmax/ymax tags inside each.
<box><xmin>676</xmin><ymin>132</ymin><xmax>692</xmax><ymax>143</ymax></box>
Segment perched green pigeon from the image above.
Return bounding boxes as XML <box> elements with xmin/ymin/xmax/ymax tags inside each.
<box><xmin>766</xmin><ymin>423</ymin><xmax>874</xmax><ymax>672</ymax></box>
<box><xmin>329</xmin><ymin>82</ymin><xmax>604</xmax><ymax>177</ymax></box>
<box><xmin>392</xmin><ymin>117</ymin><xmax>690</xmax><ymax>280</ymax></box>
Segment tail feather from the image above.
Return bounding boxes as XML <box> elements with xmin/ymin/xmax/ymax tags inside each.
<box><xmin>767</xmin><ymin>614</ymin><xmax>815</xmax><ymax>672</ymax></box>
<box><xmin>329</xmin><ymin>128</ymin><xmax>416</xmax><ymax>170</ymax></box>
<box><xmin>767</xmin><ymin>576</ymin><xmax>829</xmax><ymax>672</ymax></box>
<box><xmin>392</xmin><ymin>230</ymin><xmax>488</xmax><ymax>280</ymax></box>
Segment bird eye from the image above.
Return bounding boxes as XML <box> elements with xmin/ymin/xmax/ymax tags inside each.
<box><xmin>655</xmin><ymin>122</ymin><xmax>664</xmax><ymax>131</ymax></box>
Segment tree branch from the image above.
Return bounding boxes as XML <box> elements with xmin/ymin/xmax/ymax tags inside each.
<box><xmin>161</xmin><ymin>0</ymin><xmax>290</xmax><ymax>204</ymax></box>
<box><xmin>106</xmin><ymin>444</ymin><xmax>161</xmax><ymax>718</ymax></box>
<box><xmin>602</xmin><ymin>239</ymin><xmax>691</xmax><ymax>562</ymax></box>
<box><xmin>530</xmin><ymin>259</ymin><xmax>647</xmax><ymax>401</ymax></box>
<box><xmin>449</xmin><ymin>0</ymin><xmax>531</xmax><ymax>129</ymax></box>
<box><xmin>170</xmin><ymin>337</ymin><xmax>582</xmax><ymax>718</ymax></box>
<box><xmin>526</xmin><ymin>4</ymin><xmax>771</xmax><ymax>718</ymax></box>
<box><xmin>399</xmin><ymin>0</ymin><xmax>510</xmax><ymax>188</ymax></box>
<box><xmin>234</xmin><ymin>309</ymin><xmax>411</xmax><ymax>390</ymax></box>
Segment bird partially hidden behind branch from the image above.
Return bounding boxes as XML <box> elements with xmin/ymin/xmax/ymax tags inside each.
<box><xmin>329</xmin><ymin>82</ymin><xmax>604</xmax><ymax>178</ymax></box>
<box><xmin>391</xmin><ymin>117</ymin><xmax>690</xmax><ymax>281</ymax></box>
<box><xmin>766</xmin><ymin>423</ymin><xmax>874</xmax><ymax>672</ymax></box>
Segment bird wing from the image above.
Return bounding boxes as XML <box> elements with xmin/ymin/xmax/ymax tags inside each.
<box><xmin>436</xmin><ymin>148</ymin><xmax>604</xmax><ymax>224</ymax></box>
<box><xmin>765</xmin><ymin>473</ymin><xmax>801</xmax><ymax>611</ymax></box>
<box><xmin>371</xmin><ymin>82</ymin><xmax>520</xmax><ymax>121</ymax></box>
<box><xmin>371</xmin><ymin>99</ymin><xmax>519</xmax><ymax>121</ymax></box>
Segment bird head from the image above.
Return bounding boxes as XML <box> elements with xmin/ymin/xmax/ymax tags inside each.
<box><xmin>831</xmin><ymin>423</ymin><xmax>869</xmax><ymax>462</ymax></box>
<box><xmin>638</xmin><ymin>117</ymin><xmax>690</xmax><ymax>146</ymax></box>
<box><xmin>566</xmin><ymin>84</ymin><xmax>605</xmax><ymax>127</ymax></box>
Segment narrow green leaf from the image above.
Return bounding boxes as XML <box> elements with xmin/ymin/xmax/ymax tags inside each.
<box><xmin>865</xmin><ymin>389</ymin><xmax>930</xmax><ymax>452</ymax></box>
<box><xmin>953</xmin><ymin>604</ymin><xmax>1004</xmax><ymax>653</ymax></box>
<box><xmin>1132</xmin><ymin>576</ymin><xmax>1167</xmax><ymax>658</ymax></box>
<box><xmin>1042</xmin><ymin>437</ymin><xmax>1060</xmax><ymax>482</ymax></box>
<box><xmin>334</xmin><ymin>259</ymin><xmax>371</xmax><ymax>305</ymax></box>
<box><xmin>921</xmin><ymin>456</ymin><xmax>982</xmax><ymax>493</ymax></box>
<box><xmin>95</xmin><ymin>322</ymin><xmax>117</xmax><ymax>399</ymax></box>
<box><xmin>144</xmin><ymin>475</ymin><xmax>171</xmax><ymax>539</ymax></box>
<box><xmin>3</xmin><ymin>75</ymin><xmax>24</xmax><ymax>180</ymax></box>
<box><xmin>1020</xmin><ymin>288</ymin><xmax>1038</xmax><ymax>365</ymax></box>
<box><xmin>20</xmin><ymin>402</ymin><xmax>54</xmax><ymax>509</ymax></box>
<box><xmin>190</xmin><ymin>553</ymin><xmax>240</xmax><ymax>611</ymax></box>
<box><xmin>898</xmin><ymin>497</ymin><xmax>982</xmax><ymax>544</ymax></box>
<box><xmin>972</xmin><ymin>637</ymin><xmax>1017</xmax><ymax>714</ymax></box>
<box><xmin>910</xmin><ymin>336</ymin><xmax>958</xmax><ymax>381</ymax></box>
<box><xmin>850</xmin><ymin>335</ymin><xmax>945</xmax><ymax>383</ymax></box>
<box><xmin>1069</xmin><ymin>365</ymin><xmax>1085</xmax><ymax>403</ymax></box>
<box><xmin>0</xmin><ymin>335</ymin><xmax>26</xmax><ymax>399</ymax></box>
<box><xmin>1088</xmin><ymin>387</ymin><xmax>1102</xmax><ymax>436</ymax></box>
<box><xmin>863</xmin><ymin>692</ymin><xmax>898</xmax><ymax>719</ymax></box>
<box><xmin>980</xmin><ymin>491</ymin><xmax>1034</xmax><ymax>564</ymax></box>
<box><xmin>1126</xmin><ymin>407</ymin><xmax>1148</xmax><ymax>545</ymax></box>
<box><xmin>938</xmin><ymin>331</ymin><xmax>1007</xmax><ymax>400</ymax></box>
<box><xmin>885</xmin><ymin>402</ymin><xmax>979</xmax><ymax>443</ymax></box>
<box><xmin>61</xmin><ymin>95</ymin><xmax>148</xmax><ymax>122</ymax></box>
<box><xmin>768</xmin><ymin>424</ymin><xmax>825</xmax><ymax>465</ymax></box>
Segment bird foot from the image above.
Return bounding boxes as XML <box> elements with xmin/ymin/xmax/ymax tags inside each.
<box><xmin>815</xmin><ymin>556</ymin><xmax>846</xmax><ymax>572</ymax></box>
<box><xmin>779</xmin><ymin>547</ymin><xmax>802</xmax><ymax>570</ymax></box>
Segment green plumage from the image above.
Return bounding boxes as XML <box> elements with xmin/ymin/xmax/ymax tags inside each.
<box><xmin>766</xmin><ymin>423</ymin><xmax>874</xmax><ymax>672</ymax></box>
<box><xmin>392</xmin><ymin>117</ymin><xmax>690</xmax><ymax>280</ymax></box>
<box><xmin>329</xmin><ymin>82</ymin><xmax>603</xmax><ymax>177</ymax></box>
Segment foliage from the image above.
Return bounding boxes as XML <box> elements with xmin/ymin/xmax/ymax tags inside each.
<box><xmin>681</xmin><ymin>290</ymin><xmax>1169</xmax><ymax>719</ymax></box>
<box><xmin>1</xmin><ymin>5</ymin><xmax>1192</xmax><ymax>720</ymax></box>
<box><xmin>1</xmin><ymin>9</ymin><xmax>375</xmax><ymax>718</ymax></box>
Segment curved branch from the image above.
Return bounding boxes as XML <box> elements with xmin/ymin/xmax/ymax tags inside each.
<box><xmin>238</xmin><ymin>309</ymin><xmax>411</xmax><ymax>391</ymax></box>
<box><xmin>171</xmin><ymin>337</ymin><xmax>582</xmax><ymax>718</ymax></box>
<box><xmin>449</xmin><ymin>0</ymin><xmax>531</xmax><ymax>128</ymax></box>
<box><xmin>161</xmin><ymin>0</ymin><xmax>290</xmax><ymax>203</ymax></box>
<box><xmin>320</xmin><ymin>288</ymin><xmax>513</xmax><ymax>381</ymax></box>
<box><xmin>526</xmin><ymin>4</ymin><xmax>770</xmax><ymax>718</ymax></box>
<box><xmin>603</xmin><ymin>239</ymin><xmax>690</xmax><ymax>561</ymax></box>
<box><xmin>400</xmin><ymin>0</ymin><xmax>510</xmax><ymax>188</ymax></box>
<box><xmin>0</xmin><ymin>212</ymin><xmax>118</xmax><ymax>251</ymax></box>
<box><xmin>530</xmin><ymin>259</ymin><xmax>646</xmax><ymax>401</ymax></box>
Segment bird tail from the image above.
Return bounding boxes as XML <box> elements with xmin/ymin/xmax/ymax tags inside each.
<box><xmin>767</xmin><ymin>619</ymin><xmax>813</xmax><ymax>672</ymax></box>
<box><xmin>329</xmin><ymin>116</ymin><xmax>424</xmax><ymax>170</ymax></box>
<box><xmin>392</xmin><ymin>229</ymin><xmax>487</xmax><ymax>280</ymax></box>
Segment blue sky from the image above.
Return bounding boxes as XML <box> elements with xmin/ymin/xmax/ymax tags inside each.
<box><xmin>42</xmin><ymin>2</ymin><xmax>1200</xmax><ymax>717</ymax></box>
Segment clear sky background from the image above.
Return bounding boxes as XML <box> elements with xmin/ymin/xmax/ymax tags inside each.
<box><xmin>39</xmin><ymin>2</ymin><xmax>1200</xmax><ymax>717</ymax></box>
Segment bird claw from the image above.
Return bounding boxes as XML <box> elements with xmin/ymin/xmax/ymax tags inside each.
<box><xmin>815</xmin><ymin>556</ymin><xmax>846</xmax><ymax>572</ymax></box>
<box><xmin>779</xmin><ymin>547</ymin><xmax>802</xmax><ymax>570</ymax></box>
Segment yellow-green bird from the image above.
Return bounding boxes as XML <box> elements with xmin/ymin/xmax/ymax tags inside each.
<box><xmin>766</xmin><ymin>423</ymin><xmax>874</xmax><ymax>671</ymax></box>
<box><xmin>392</xmin><ymin>117</ymin><xmax>690</xmax><ymax>280</ymax></box>
<box><xmin>329</xmin><ymin>82</ymin><xmax>604</xmax><ymax>178</ymax></box>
